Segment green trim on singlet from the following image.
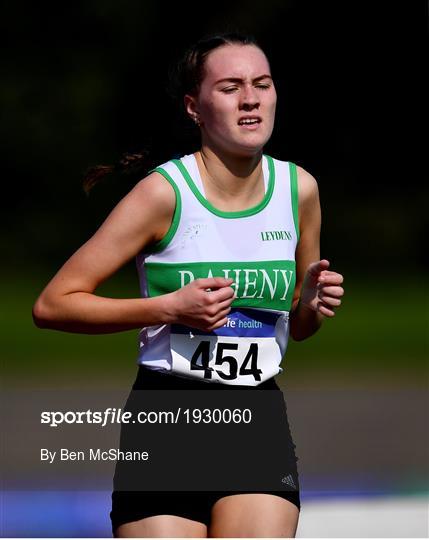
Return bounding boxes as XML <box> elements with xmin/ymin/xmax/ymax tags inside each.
<box><xmin>171</xmin><ymin>155</ymin><xmax>275</xmax><ymax>219</ymax></box>
<box><xmin>289</xmin><ymin>162</ymin><xmax>300</xmax><ymax>242</ymax></box>
<box><xmin>145</xmin><ymin>259</ymin><xmax>296</xmax><ymax>311</ymax></box>
<box><xmin>147</xmin><ymin>167</ymin><xmax>182</xmax><ymax>253</ymax></box>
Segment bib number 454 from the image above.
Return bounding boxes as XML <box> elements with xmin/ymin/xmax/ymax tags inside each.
<box><xmin>190</xmin><ymin>341</ymin><xmax>262</xmax><ymax>382</ymax></box>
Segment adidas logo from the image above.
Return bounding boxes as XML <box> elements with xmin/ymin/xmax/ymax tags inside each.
<box><xmin>281</xmin><ymin>474</ymin><xmax>297</xmax><ymax>489</ymax></box>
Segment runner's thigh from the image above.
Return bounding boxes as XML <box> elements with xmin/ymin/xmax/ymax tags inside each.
<box><xmin>209</xmin><ymin>493</ymin><xmax>300</xmax><ymax>538</ymax></box>
<box><xmin>115</xmin><ymin>514</ymin><xmax>207</xmax><ymax>538</ymax></box>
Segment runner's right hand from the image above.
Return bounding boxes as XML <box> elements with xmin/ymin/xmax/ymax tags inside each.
<box><xmin>165</xmin><ymin>277</ymin><xmax>235</xmax><ymax>331</ymax></box>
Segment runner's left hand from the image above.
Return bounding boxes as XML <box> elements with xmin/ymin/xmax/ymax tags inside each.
<box><xmin>299</xmin><ymin>259</ymin><xmax>344</xmax><ymax>317</ymax></box>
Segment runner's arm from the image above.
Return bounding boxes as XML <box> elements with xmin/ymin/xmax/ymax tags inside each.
<box><xmin>289</xmin><ymin>166</ymin><xmax>325</xmax><ymax>341</ymax></box>
<box><xmin>32</xmin><ymin>172</ymin><xmax>178</xmax><ymax>334</ymax></box>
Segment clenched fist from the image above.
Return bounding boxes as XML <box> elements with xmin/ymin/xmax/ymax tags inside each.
<box><xmin>299</xmin><ymin>259</ymin><xmax>344</xmax><ymax>317</ymax></box>
<box><xmin>166</xmin><ymin>277</ymin><xmax>235</xmax><ymax>331</ymax></box>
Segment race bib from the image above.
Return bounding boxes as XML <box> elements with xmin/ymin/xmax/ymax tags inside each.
<box><xmin>170</xmin><ymin>308</ymin><xmax>289</xmax><ymax>386</ymax></box>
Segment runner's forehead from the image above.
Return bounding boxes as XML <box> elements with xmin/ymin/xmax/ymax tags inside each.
<box><xmin>203</xmin><ymin>45</ymin><xmax>271</xmax><ymax>85</ymax></box>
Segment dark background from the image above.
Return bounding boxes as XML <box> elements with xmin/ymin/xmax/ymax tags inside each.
<box><xmin>2</xmin><ymin>1</ymin><xmax>426</xmax><ymax>275</ymax></box>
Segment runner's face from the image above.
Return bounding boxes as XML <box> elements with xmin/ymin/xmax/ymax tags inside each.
<box><xmin>190</xmin><ymin>44</ymin><xmax>277</xmax><ymax>156</ymax></box>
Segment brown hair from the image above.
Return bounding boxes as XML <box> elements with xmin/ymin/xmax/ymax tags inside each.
<box><xmin>82</xmin><ymin>31</ymin><xmax>262</xmax><ymax>195</ymax></box>
<box><xmin>168</xmin><ymin>31</ymin><xmax>261</xmax><ymax>101</ymax></box>
<box><xmin>82</xmin><ymin>149</ymin><xmax>149</xmax><ymax>196</ymax></box>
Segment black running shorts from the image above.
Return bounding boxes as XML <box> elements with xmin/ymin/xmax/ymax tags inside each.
<box><xmin>110</xmin><ymin>365</ymin><xmax>300</xmax><ymax>533</ymax></box>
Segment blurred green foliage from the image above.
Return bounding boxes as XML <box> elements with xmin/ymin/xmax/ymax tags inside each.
<box><xmin>2</xmin><ymin>1</ymin><xmax>427</xmax><ymax>278</ymax></box>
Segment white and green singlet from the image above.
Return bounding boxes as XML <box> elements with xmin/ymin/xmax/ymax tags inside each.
<box><xmin>135</xmin><ymin>153</ymin><xmax>300</xmax><ymax>386</ymax></box>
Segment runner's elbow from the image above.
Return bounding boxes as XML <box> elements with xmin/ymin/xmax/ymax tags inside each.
<box><xmin>32</xmin><ymin>295</ymin><xmax>57</xmax><ymax>328</ymax></box>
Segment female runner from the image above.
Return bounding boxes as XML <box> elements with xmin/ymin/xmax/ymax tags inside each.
<box><xmin>33</xmin><ymin>32</ymin><xmax>345</xmax><ymax>538</ymax></box>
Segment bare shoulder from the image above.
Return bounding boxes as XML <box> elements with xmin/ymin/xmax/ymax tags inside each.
<box><xmin>295</xmin><ymin>165</ymin><xmax>321</xmax><ymax>233</ymax></box>
<box><xmin>296</xmin><ymin>165</ymin><xmax>319</xmax><ymax>206</ymax></box>
<box><xmin>32</xmin><ymin>169</ymin><xmax>179</xmax><ymax>299</ymax></box>
<box><xmin>131</xmin><ymin>170</ymin><xmax>176</xmax><ymax>212</ymax></box>
<box><xmin>125</xmin><ymin>170</ymin><xmax>176</xmax><ymax>237</ymax></box>
<box><xmin>82</xmin><ymin>167</ymin><xmax>177</xmax><ymax>259</ymax></box>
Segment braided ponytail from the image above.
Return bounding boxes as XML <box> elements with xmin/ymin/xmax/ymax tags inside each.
<box><xmin>82</xmin><ymin>149</ymin><xmax>149</xmax><ymax>196</ymax></box>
